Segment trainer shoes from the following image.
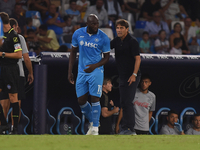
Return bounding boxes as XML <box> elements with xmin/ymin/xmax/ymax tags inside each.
<box><xmin>86</xmin><ymin>122</ymin><xmax>93</xmax><ymax>135</ymax></box>
<box><xmin>90</xmin><ymin>130</ymin><xmax>99</xmax><ymax>135</ymax></box>
<box><xmin>9</xmin><ymin>127</ymin><xmax>18</xmax><ymax>135</ymax></box>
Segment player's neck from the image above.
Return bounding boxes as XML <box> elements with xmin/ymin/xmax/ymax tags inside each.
<box><xmin>193</xmin><ymin>127</ymin><xmax>200</xmax><ymax>131</ymax></box>
<box><xmin>167</xmin><ymin>123</ymin><xmax>174</xmax><ymax>129</ymax></box>
<box><xmin>3</xmin><ymin>24</ymin><xmax>12</xmax><ymax>33</ymax></box>
<box><xmin>102</xmin><ymin>89</ymin><xmax>108</xmax><ymax>94</ymax></box>
<box><xmin>120</xmin><ymin>32</ymin><xmax>128</xmax><ymax>41</ymax></box>
<box><xmin>139</xmin><ymin>88</ymin><xmax>148</xmax><ymax>94</ymax></box>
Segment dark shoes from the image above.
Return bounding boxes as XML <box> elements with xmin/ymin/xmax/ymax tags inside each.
<box><xmin>0</xmin><ymin>124</ymin><xmax>9</xmax><ymax>134</ymax></box>
<box><xmin>9</xmin><ymin>127</ymin><xmax>18</xmax><ymax>135</ymax></box>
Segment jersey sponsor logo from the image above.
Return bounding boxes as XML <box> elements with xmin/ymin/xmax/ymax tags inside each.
<box><xmin>134</xmin><ymin>100</ymin><xmax>149</xmax><ymax>108</ymax></box>
<box><xmin>14</xmin><ymin>43</ymin><xmax>21</xmax><ymax>50</ymax></box>
<box><xmin>84</xmin><ymin>41</ymin><xmax>98</xmax><ymax>48</ymax></box>
<box><xmin>97</xmin><ymin>85</ymin><xmax>102</xmax><ymax>95</ymax></box>
<box><xmin>80</xmin><ymin>36</ymin><xmax>84</xmax><ymax>38</ymax></box>
<box><xmin>13</xmin><ymin>37</ymin><xmax>18</xmax><ymax>42</ymax></box>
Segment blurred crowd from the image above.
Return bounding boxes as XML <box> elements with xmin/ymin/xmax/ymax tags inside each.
<box><xmin>1</xmin><ymin>0</ymin><xmax>200</xmax><ymax>55</ymax></box>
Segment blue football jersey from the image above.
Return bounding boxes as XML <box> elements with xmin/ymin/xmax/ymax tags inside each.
<box><xmin>0</xmin><ymin>17</ymin><xmax>3</xmax><ymax>38</ymax></box>
<box><xmin>72</xmin><ymin>27</ymin><xmax>110</xmax><ymax>73</ymax></box>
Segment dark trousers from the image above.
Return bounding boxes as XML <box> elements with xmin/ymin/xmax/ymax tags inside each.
<box><xmin>135</xmin><ymin>129</ymin><xmax>149</xmax><ymax>135</ymax></box>
<box><xmin>119</xmin><ymin>75</ymin><xmax>140</xmax><ymax>131</ymax></box>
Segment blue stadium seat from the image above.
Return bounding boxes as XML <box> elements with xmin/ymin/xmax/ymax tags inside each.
<box><xmin>149</xmin><ymin>116</ymin><xmax>155</xmax><ymax>135</ymax></box>
<box><xmin>135</xmin><ymin>21</ymin><xmax>147</xmax><ymax>29</ymax></box>
<box><xmin>46</xmin><ymin>109</ymin><xmax>56</xmax><ymax>134</ymax></box>
<box><xmin>57</xmin><ymin>107</ymin><xmax>81</xmax><ymax>135</ymax></box>
<box><xmin>6</xmin><ymin>108</ymin><xmax>30</xmax><ymax>135</ymax></box>
<box><xmin>58</xmin><ymin>34</ymin><xmax>72</xmax><ymax>49</ymax></box>
<box><xmin>150</xmin><ymin>44</ymin><xmax>156</xmax><ymax>54</ymax></box>
<box><xmin>180</xmin><ymin>107</ymin><xmax>196</xmax><ymax>132</ymax></box>
<box><xmin>136</xmin><ymin>37</ymin><xmax>142</xmax><ymax>43</ymax></box>
<box><xmin>155</xmin><ymin>107</ymin><xmax>170</xmax><ymax>134</ymax></box>
<box><xmin>29</xmin><ymin>51</ymin><xmax>36</xmax><ymax>57</ymax></box>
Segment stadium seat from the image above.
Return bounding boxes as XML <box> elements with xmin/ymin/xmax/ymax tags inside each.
<box><xmin>179</xmin><ymin>107</ymin><xmax>196</xmax><ymax>132</ymax></box>
<box><xmin>135</xmin><ymin>21</ymin><xmax>147</xmax><ymax>29</ymax></box>
<box><xmin>29</xmin><ymin>51</ymin><xmax>36</xmax><ymax>57</ymax></box>
<box><xmin>6</xmin><ymin>108</ymin><xmax>30</xmax><ymax>135</ymax></box>
<box><xmin>133</xmin><ymin>29</ymin><xmax>144</xmax><ymax>38</ymax></box>
<box><xmin>57</xmin><ymin>107</ymin><xmax>81</xmax><ymax>135</ymax></box>
<box><xmin>149</xmin><ymin>116</ymin><xmax>155</xmax><ymax>135</ymax></box>
<box><xmin>155</xmin><ymin>107</ymin><xmax>170</xmax><ymax>134</ymax></box>
<box><xmin>25</xmin><ymin>11</ymin><xmax>42</xmax><ymax>27</ymax></box>
<box><xmin>136</xmin><ymin>37</ymin><xmax>142</xmax><ymax>43</ymax></box>
<box><xmin>58</xmin><ymin>34</ymin><xmax>72</xmax><ymax>49</ymax></box>
<box><xmin>99</xmin><ymin>28</ymin><xmax>114</xmax><ymax>40</ymax></box>
<box><xmin>150</xmin><ymin>44</ymin><xmax>156</xmax><ymax>54</ymax></box>
<box><xmin>46</xmin><ymin>109</ymin><xmax>56</xmax><ymax>134</ymax></box>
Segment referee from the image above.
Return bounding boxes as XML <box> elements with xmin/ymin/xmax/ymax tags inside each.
<box><xmin>111</xmin><ymin>19</ymin><xmax>141</xmax><ymax>135</ymax></box>
<box><xmin>0</xmin><ymin>12</ymin><xmax>22</xmax><ymax>134</ymax></box>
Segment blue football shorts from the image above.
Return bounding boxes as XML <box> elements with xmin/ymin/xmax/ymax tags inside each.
<box><xmin>76</xmin><ymin>69</ymin><xmax>104</xmax><ymax>98</ymax></box>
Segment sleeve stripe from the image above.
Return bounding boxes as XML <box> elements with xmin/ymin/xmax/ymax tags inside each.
<box><xmin>103</xmin><ymin>51</ymin><xmax>110</xmax><ymax>53</ymax></box>
<box><xmin>14</xmin><ymin>49</ymin><xmax>22</xmax><ymax>52</ymax></box>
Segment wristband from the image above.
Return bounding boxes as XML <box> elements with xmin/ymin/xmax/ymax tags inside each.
<box><xmin>133</xmin><ymin>73</ymin><xmax>137</xmax><ymax>77</ymax></box>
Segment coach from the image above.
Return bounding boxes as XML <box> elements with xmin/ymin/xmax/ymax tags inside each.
<box><xmin>111</xmin><ymin>19</ymin><xmax>141</xmax><ymax>135</ymax></box>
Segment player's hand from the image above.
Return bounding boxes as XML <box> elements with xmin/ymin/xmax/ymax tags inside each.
<box><xmin>174</xmin><ymin>122</ymin><xmax>183</xmax><ymax>132</ymax></box>
<box><xmin>113</xmin><ymin>106</ymin><xmax>119</xmax><ymax>113</ymax></box>
<box><xmin>127</xmin><ymin>74</ymin><xmax>136</xmax><ymax>86</ymax></box>
<box><xmin>115</xmin><ymin>124</ymin><xmax>120</xmax><ymax>134</ymax></box>
<box><xmin>68</xmin><ymin>73</ymin><xmax>74</xmax><ymax>84</ymax></box>
<box><xmin>110</xmin><ymin>100</ymin><xmax>114</xmax><ymax>106</ymax></box>
<box><xmin>84</xmin><ymin>64</ymin><xmax>97</xmax><ymax>73</ymax></box>
<box><xmin>27</xmin><ymin>73</ymin><xmax>34</xmax><ymax>85</ymax></box>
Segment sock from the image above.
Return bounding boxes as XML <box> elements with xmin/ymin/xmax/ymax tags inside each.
<box><xmin>12</xmin><ymin>102</ymin><xmax>19</xmax><ymax>129</ymax></box>
<box><xmin>92</xmin><ymin>102</ymin><xmax>101</xmax><ymax>127</ymax></box>
<box><xmin>80</xmin><ymin>101</ymin><xmax>92</xmax><ymax>123</ymax></box>
<box><xmin>0</xmin><ymin>104</ymin><xmax>7</xmax><ymax>125</ymax></box>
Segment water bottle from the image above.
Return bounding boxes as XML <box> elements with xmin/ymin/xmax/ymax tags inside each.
<box><xmin>68</xmin><ymin>126</ymin><xmax>72</xmax><ymax>135</ymax></box>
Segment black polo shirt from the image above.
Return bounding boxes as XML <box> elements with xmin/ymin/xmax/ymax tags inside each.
<box><xmin>0</xmin><ymin>28</ymin><xmax>22</xmax><ymax>65</ymax></box>
<box><xmin>99</xmin><ymin>91</ymin><xmax>112</xmax><ymax>134</ymax></box>
<box><xmin>111</xmin><ymin>33</ymin><xmax>140</xmax><ymax>79</ymax></box>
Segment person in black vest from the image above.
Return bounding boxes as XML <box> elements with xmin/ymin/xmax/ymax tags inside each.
<box><xmin>111</xmin><ymin>19</ymin><xmax>141</xmax><ymax>135</ymax></box>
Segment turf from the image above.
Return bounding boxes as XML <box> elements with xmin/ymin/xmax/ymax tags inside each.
<box><xmin>0</xmin><ymin>135</ymin><xmax>200</xmax><ymax>150</ymax></box>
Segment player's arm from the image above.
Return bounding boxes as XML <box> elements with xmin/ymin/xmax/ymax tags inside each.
<box><xmin>68</xmin><ymin>46</ymin><xmax>78</xmax><ymax>84</ymax></box>
<box><xmin>115</xmin><ymin>108</ymin><xmax>123</xmax><ymax>134</ymax></box>
<box><xmin>0</xmin><ymin>50</ymin><xmax>22</xmax><ymax>59</ymax></box>
<box><xmin>84</xmin><ymin>52</ymin><xmax>110</xmax><ymax>73</ymax></box>
<box><xmin>23</xmin><ymin>53</ymin><xmax>34</xmax><ymax>84</ymax></box>
<box><xmin>101</xmin><ymin>106</ymin><xmax>119</xmax><ymax>118</ymax></box>
<box><xmin>149</xmin><ymin>111</ymin><xmax>153</xmax><ymax>122</ymax></box>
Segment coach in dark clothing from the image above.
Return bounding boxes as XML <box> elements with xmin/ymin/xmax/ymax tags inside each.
<box><xmin>111</xmin><ymin>19</ymin><xmax>141</xmax><ymax>135</ymax></box>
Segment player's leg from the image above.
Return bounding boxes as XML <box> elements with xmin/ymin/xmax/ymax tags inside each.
<box><xmin>76</xmin><ymin>73</ymin><xmax>93</xmax><ymax>127</ymax></box>
<box><xmin>88</xmin><ymin>70</ymin><xmax>103</xmax><ymax>135</ymax></box>
<box><xmin>0</xmin><ymin>99</ymin><xmax>10</xmax><ymax>118</ymax></box>
<box><xmin>0</xmin><ymin>103</ymin><xmax>9</xmax><ymax>133</ymax></box>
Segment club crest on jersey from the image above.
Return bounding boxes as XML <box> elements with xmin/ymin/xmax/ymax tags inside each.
<box><xmin>13</xmin><ymin>37</ymin><xmax>18</xmax><ymax>42</ymax></box>
<box><xmin>80</xmin><ymin>40</ymin><xmax>84</xmax><ymax>46</ymax></box>
<box><xmin>94</xmin><ymin>38</ymin><xmax>99</xmax><ymax>42</ymax></box>
<box><xmin>7</xmin><ymin>84</ymin><xmax>11</xmax><ymax>90</ymax></box>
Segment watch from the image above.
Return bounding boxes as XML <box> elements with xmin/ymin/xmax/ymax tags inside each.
<box><xmin>133</xmin><ymin>73</ymin><xmax>137</xmax><ymax>77</ymax></box>
<box><xmin>2</xmin><ymin>52</ymin><xmax>5</xmax><ymax>58</ymax></box>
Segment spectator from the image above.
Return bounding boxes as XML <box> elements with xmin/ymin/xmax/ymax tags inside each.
<box><xmin>0</xmin><ymin>0</ymin><xmax>16</xmax><ymax>16</ymax></box>
<box><xmin>63</xmin><ymin>15</ymin><xmax>73</xmax><ymax>34</ymax></box>
<box><xmin>116</xmin><ymin>74</ymin><xmax>156</xmax><ymax>135</ymax></box>
<box><xmin>170</xmin><ymin>37</ymin><xmax>182</xmax><ymax>54</ymax></box>
<box><xmin>37</xmin><ymin>24</ymin><xmax>60</xmax><ymax>51</ymax></box>
<box><xmin>161</xmin><ymin>0</ymin><xmax>188</xmax><ymax>26</ymax></box>
<box><xmin>139</xmin><ymin>31</ymin><xmax>151</xmax><ymax>53</ymax></box>
<box><xmin>139</xmin><ymin>0</ymin><xmax>163</xmax><ymax>21</ymax></box>
<box><xmin>144</xmin><ymin>11</ymin><xmax>170</xmax><ymax>40</ymax></box>
<box><xmin>16</xmin><ymin>0</ymin><xmax>32</xmax><ymax>13</ymax></box>
<box><xmin>66</xmin><ymin>0</ymin><xmax>81</xmax><ymax>25</ymax></box>
<box><xmin>103</xmin><ymin>0</ymin><xmax>123</xmax><ymax>23</ymax></box>
<box><xmin>154</xmin><ymin>29</ymin><xmax>170</xmax><ymax>54</ymax></box>
<box><xmin>11</xmin><ymin>3</ymin><xmax>26</xmax><ymax>35</ymax></box>
<box><xmin>159</xmin><ymin>110</ymin><xmax>184</xmax><ymax>135</ymax></box>
<box><xmin>43</xmin><ymin>4</ymin><xmax>66</xmax><ymax>36</ymax></box>
<box><xmin>185</xmin><ymin>114</ymin><xmax>200</xmax><ymax>135</ymax></box>
<box><xmin>169</xmin><ymin>22</ymin><xmax>190</xmax><ymax>54</ymax></box>
<box><xmin>99</xmin><ymin>77</ymin><xmax>119</xmax><ymax>135</ymax></box>
<box><xmin>84</xmin><ymin>0</ymin><xmax>109</xmax><ymax>28</ymax></box>
<box><xmin>76</xmin><ymin>0</ymin><xmax>90</xmax><ymax>19</ymax></box>
<box><xmin>24</xmin><ymin>17</ymin><xmax>39</xmax><ymax>36</ymax></box>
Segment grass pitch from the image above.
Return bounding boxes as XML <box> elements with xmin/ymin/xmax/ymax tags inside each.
<box><xmin>0</xmin><ymin>135</ymin><xmax>200</xmax><ymax>150</ymax></box>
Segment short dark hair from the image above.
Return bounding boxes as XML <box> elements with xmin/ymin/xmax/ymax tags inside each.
<box><xmin>141</xmin><ymin>73</ymin><xmax>151</xmax><ymax>81</ymax></box>
<box><xmin>103</xmin><ymin>77</ymin><xmax>111</xmax><ymax>85</ymax></box>
<box><xmin>39</xmin><ymin>24</ymin><xmax>48</xmax><ymax>31</ymax></box>
<box><xmin>27</xmin><ymin>29</ymin><xmax>35</xmax><ymax>35</ymax></box>
<box><xmin>63</xmin><ymin>15</ymin><xmax>71</xmax><ymax>22</ymax></box>
<box><xmin>115</xmin><ymin>19</ymin><xmax>129</xmax><ymax>28</ymax></box>
<box><xmin>70</xmin><ymin>0</ymin><xmax>77</xmax><ymax>4</ymax></box>
<box><xmin>26</xmin><ymin>17</ymin><xmax>32</xmax><ymax>25</ymax></box>
<box><xmin>158</xmin><ymin>29</ymin><xmax>166</xmax><ymax>35</ymax></box>
<box><xmin>9</xmin><ymin>18</ymin><xmax>18</xmax><ymax>27</ymax></box>
<box><xmin>0</xmin><ymin>12</ymin><xmax>10</xmax><ymax>24</ymax></box>
<box><xmin>173</xmin><ymin>38</ymin><xmax>182</xmax><ymax>46</ymax></box>
<box><xmin>168</xmin><ymin>110</ymin><xmax>178</xmax><ymax>117</ymax></box>
<box><xmin>142</xmin><ymin>31</ymin><xmax>149</xmax><ymax>36</ymax></box>
<box><xmin>193</xmin><ymin>114</ymin><xmax>200</xmax><ymax>120</ymax></box>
